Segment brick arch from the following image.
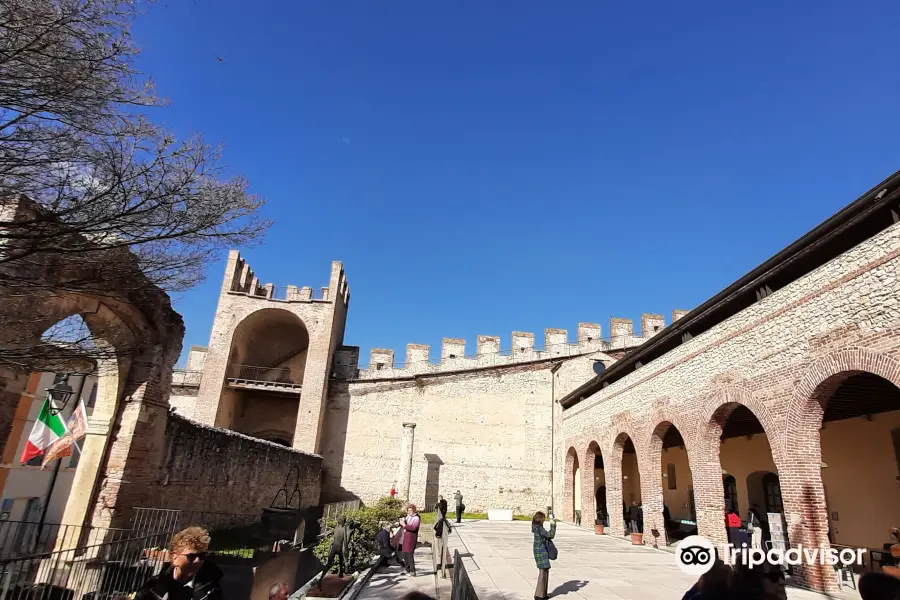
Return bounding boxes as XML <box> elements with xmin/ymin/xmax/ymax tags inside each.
<box><xmin>777</xmin><ymin>347</ymin><xmax>900</xmax><ymax>592</ymax></box>
<box><xmin>695</xmin><ymin>385</ymin><xmax>780</xmax><ymax>547</ymax></box>
<box><xmin>563</xmin><ymin>446</ymin><xmax>580</xmax><ymax>523</ymax></box>
<box><xmin>644</xmin><ymin>416</ymin><xmax>696</xmax><ymax>547</ymax></box>
<box><xmin>583</xmin><ymin>440</ymin><xmax>605</xmax><ymax>531</ymax></box>
<box><xmin>786</xmin><ymin>346</ymin><xmax>900</xmax><ymax>444</ymax></box>
<box><xmin>606</xmin><ymin>430</ymin><xmax>643</xmax><ymax>537</ymax></box>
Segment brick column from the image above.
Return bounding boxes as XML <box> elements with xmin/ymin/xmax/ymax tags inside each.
<box><xmin>563</xmin><ymin>448</ymin><xmax>578</xmax><ymax>523</ymax></box>
<box><xmin>88</xmin><ymin>343</ymin><xmax>178</xmax><ymax>530</ymax></box>
<box><xmin>605</xmin><ymin>443</ymin><xmax>625</xmax><ymax>537</ymax></box>
<box><xmin>689</xmin><ymin>435</ymin><xmax>728</xmax><ymax>548</ymax></box>
<box><xmin>777</xmin><ymin>428</ymin><xmax>835</xmax><ymax>592</ymax></box>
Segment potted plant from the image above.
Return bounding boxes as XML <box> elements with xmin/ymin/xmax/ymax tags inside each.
<box><xmin>631</xmin><ymin>532</ymin><xmax>643</xmax><ymax>545</ymax></box>
<box><xmin>595</xmin><ymin>521</ymin><xmax>604</xmax><ymax>535</ymax></box>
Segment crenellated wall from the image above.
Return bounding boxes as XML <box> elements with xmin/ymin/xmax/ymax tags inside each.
<box><xmin>337</xmin><ymin>314</ymin><xmax>686</xmax><ymax>380</ymax></box>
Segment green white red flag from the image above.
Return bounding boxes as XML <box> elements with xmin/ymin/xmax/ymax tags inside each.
<box><xmin>41</xmin><ymin>399</ymin><xmax>88</xmax><ymax>468</ymax></box>
<box><xmin>19</xmin><ymin>397</ymin><xmax>68</xmax><ymax>465</ymax></box>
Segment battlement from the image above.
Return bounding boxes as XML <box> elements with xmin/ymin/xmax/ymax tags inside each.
<box><xmin>221</xmin><ymin>250</ymin><xmax>350</xmax><ymax>306</ymax></box>
<box><xmin>336</xmin><ymin>312</ymin><xmax>689</xmax><ymax>380</ymax></box>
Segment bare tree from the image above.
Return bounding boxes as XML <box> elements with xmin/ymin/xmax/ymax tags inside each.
<box><xmin>0</xmin><ymin>0</ymin><xmax>271</xmax><ymax>372</ymax></box>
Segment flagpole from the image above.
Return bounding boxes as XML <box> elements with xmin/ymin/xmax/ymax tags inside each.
<box><xmin>36</xmin><ymin>373</ymin><xmax>88</xmax><ymax>542</ymax></box>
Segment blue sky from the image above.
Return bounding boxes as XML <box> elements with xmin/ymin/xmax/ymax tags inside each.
<box><xmin>130</xmin><ymin>1</ymin><xmax>900</xmax><ymax>367</ymax></box>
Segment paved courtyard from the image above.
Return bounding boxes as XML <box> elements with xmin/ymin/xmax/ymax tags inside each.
<box><xmin>443</xmin><ymin>521</ymin><xmax>858</xmax><ymax>600</ymax></box>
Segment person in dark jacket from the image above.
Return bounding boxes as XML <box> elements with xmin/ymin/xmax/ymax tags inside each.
<box><xmin>629</xmin><ymin>502</ymin><xmax>643</xmax><ymax>534</ymax></box>
<box><xmin>375</xmin><ymin>521</ymin><xmax>403</xmax><ymax>569</ymax></box>
<box><xmin>135</xmin><ymin>527</ymin><xmax>223</xmax><ymax>600</ymax></box>
<box><xmin>436</xmin><ymin>495</ymin><xmax>448</xmax><ymax>518</ymax></box>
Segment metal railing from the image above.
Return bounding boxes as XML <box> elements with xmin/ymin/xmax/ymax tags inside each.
<box><xmin>171</xmin><ymin>369</ymin><xmax>202</xmax><ymax>387</ymax></box>
<box><xmin>227</xmin><ymin>364</ymin><xmax>301</xmax><ymax>385</ymax></box>
<box><xmin>0</xmin><ymin>522</ymin><xmax>131</xmax><ymax>560</ymax></box>
<box><xmin>0</xmin><ymin>530</ymin><xmax>174</xmax><ymax>600</ymax></box>
<box><xmin>451</xmin><ymin>548</ymin><xmax>478</xmax><ymax>600</ymax></box>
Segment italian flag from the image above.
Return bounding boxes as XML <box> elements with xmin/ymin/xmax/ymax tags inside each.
<box><xmin>20</xmin><ymin>397</ymin><xmax>67</xmax><ymax>465</ymax></box>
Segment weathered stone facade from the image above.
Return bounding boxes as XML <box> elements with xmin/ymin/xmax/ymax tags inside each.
<box><xmin>152</xmin><ymin>414</ymin><xmax>321</xmax><ymax>522</ymax></box>
<box><xmin>558</xmin><ymin>173</ymin><xmax>900</xmax><ymax>591</ymax></box>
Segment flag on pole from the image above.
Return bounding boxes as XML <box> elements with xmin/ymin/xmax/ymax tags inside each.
<box><xmin>20</xmin><ymin>397</ymin><xmax>68</xmax><ymax>465</ymax></box>
<box><xmin>41</xmin><ymin>399</ymin><xmax>88</xmax><ymax>467</ymax></box>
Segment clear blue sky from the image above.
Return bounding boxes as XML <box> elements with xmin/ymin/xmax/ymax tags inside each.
<box><xmin>130</xmin><ymin>1</ymin><xmax>900</xmax><ymax>367</ymax></box>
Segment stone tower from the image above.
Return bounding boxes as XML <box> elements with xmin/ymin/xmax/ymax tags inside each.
<box><xmin>193</xmin><ymin>250</ymin><xmax>349</xmax><ymax>453</ymax></box>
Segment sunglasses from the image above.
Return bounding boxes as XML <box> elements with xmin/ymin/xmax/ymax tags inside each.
<box><xmin>179</xmin><ymin>552</ymin><xmax>207</xmax><ymax>563</ymax></box>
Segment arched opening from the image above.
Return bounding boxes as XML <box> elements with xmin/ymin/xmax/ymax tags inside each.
<box><xmin>587</xmin><ymin>441</ymin><xmax>606</xmax><ymax>528</ymax></box>
<box><xmin>0</xmin><ymin>303</ymin><xmax>136</xmax><ymax>553</ymax></box>
<box><xmin>714</xmin><ymin>402</ymin><xmax>781</xmax><ymax>549</ymax></box>
<box><xmin>614</xmin><ymin>433</ymin><xmax>642</xmax><ymax>536</ymax></box>
<box><xmin>813</xmin><ymin>372</ymin><xmax>900</xmax><ymax>550</ymax></box>
<box><xmin>222</xmin><ymin>309</ymin><xmax>309</xmax><ymax>442</ymax></box>
<box><xmin>653</xmin><ymin>422</ymin><xmax>695</xmax><ymax>545</ymax></box>
<box><xmin>564</xmin><ymin>447</ymin><xmax>579</xmax><ymax>523</ymax></box>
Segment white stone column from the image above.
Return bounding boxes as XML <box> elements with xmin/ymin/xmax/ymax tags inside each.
<box><xmin>396</xmin><ymin>422</ymin><xmax>416</xmax><ymax>501</ymax></box>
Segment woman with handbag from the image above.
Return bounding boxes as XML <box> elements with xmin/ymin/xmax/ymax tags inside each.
<box><xmin>532</xmin><ymin>511</ymin><xmax>557</xmax><ymax>600</ymax></box>
<box><xmin>399</xmin><ymin>504</ymin><xmax>421</xmax><ymax>577</ymax></box>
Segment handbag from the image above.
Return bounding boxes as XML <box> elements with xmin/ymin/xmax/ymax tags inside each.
<box><xmin>544</xmin><ymin>538</ymin><xmax>558</xmax><ymax>561</ymax></box>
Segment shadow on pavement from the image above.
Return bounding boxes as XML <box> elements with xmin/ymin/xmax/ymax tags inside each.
<box><xmin>549</xmin><ymin>580</ymin><xmax>589</xmax><ymax>597</ymax></box>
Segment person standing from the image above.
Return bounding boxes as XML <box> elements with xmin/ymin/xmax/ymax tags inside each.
<box><xmin>432</xmin><ymin>509</ymin><xmax>452</xmax><ymax>579</ymax></box>
<box><xmin>532</xmin><ymin>511</ymin><xmax>556</xmax><ymax>600</ymax></box>
<box><xmin>436</xmin><ymin>495</ymin><xmax>448</xmax><ymax>517</ymax></box>
<box><xmin>319</xmin><ymin>516</ymin><xmax>351</xmax><ymax>587</ymax></box>
<box><xmin>399</xmin><ymin>504</ymin><xmax>421</xmax><ymax>577</ymax></box>
<box><xmin>453</xmin><ymin>490</ymin><xmax>463</xmax><ymax>523</ymax></box>
<box><xmin>747</xmin><ymin>506</ymin><xmax>763</xmax><ymax>550</ymax></box>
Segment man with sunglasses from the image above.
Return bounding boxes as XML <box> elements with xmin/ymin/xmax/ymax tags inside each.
<box><xmin>135</xmin><ymin>527</ymin><xmax>223</xmax><ymax>600</ymax></box>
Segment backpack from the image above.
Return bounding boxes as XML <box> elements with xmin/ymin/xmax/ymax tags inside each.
<box><xmin>434</xmin><ymin>517</ymin><xmax>448</xmax><ymax>537</ymax></box>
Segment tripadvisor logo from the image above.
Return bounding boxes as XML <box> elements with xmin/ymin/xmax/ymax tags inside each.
<box><xmin>674</xmin><ymin>535</ymin><xmax>867</xmax><ymax>574</ymax></box>
<box><xmin>676</xmin><ymin>536</ymin><xmax>716</xmax><ymax>575</ymax></box>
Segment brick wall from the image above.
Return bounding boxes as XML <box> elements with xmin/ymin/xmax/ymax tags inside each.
<box><xmin>559</xmin><ymin>220</ymin><xmax>900</xmax><ymax>592</ymax></box>
<box><xmin>152</xmin><ymin>414</ymin><xmax>322</xmax><ymax>517</ymax></box>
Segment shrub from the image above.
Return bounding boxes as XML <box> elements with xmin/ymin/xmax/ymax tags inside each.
<box><xmin>314</xmin><ymin>496</ymin><xmax>406</xmax><ymax>573</ymax></box>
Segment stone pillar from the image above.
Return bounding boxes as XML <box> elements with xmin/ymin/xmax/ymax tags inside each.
<box><xmin>396</xmin><ymin>423</ymin><xmax>416</xmax><ymax>501</ymax></box>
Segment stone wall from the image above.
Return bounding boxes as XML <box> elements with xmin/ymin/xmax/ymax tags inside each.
<box><xmin>153</xmin><ymin>414</ymin><xmax>322</xmax><ymax>519</ymax></box>
<box><xmin>320</xmin><ymin>362</ymin><xmax>560</xmax><ymax>513</ymax></box>
<box><xmin>559</xmin><ymin>218</ymin><xmax>900</xmax><ymax>591</ymax></box>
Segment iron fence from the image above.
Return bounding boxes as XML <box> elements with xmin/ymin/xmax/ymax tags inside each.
<box><xmin>227</xmin><ymin>364</ymin><xmax>300</xmax><ymax>385</ymax></box>
<box><xmin>0</xmin><ymin>522</ymin><xmax>131</xmax><ymax>561</ymax></box>
<box><xmin>451</xmin><ymin>549</ymin><xmax>478</xmax><ymax>600</ymax></box>
<box><xmin>0</xmin><ymin>530</ymin><xmax>173</xmax><ymax>600</ymax></box>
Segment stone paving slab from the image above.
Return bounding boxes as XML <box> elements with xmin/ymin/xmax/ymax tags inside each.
<box><xmin>357</xmin><ymin>537</ymin><xmax>440</xmax><ymax>600</ymax></box>
<box><xmin>446</xmin><ymin>521</ymin><xmax>861</xmax><ymax>600</ymax></box>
